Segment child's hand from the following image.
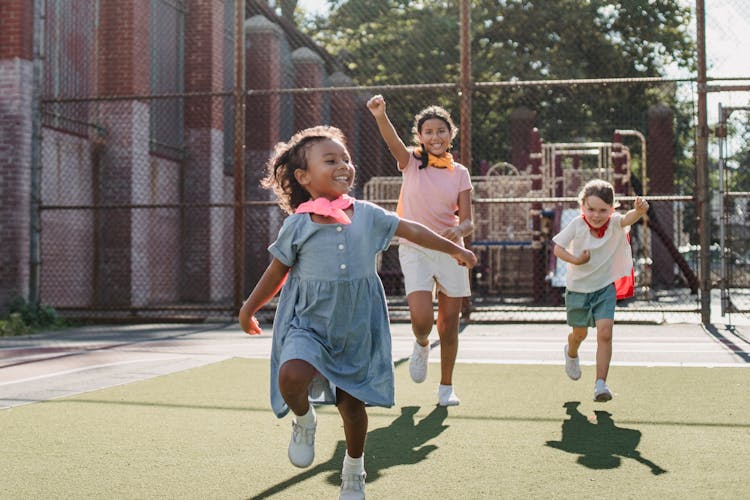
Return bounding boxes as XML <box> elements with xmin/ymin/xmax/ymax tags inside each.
<box><xmin>440</xmin><ymin>226</ymin><xmax>462</xmax><ymax>243</ymax></box>
<box><xmin>366</xmin><ymin>95</ymin><xmax>386</xmax><ymax>117</ymax></box>
<box><xmin>454</xmin><ymin>249</ymin><xmax>478</xmax><ymax>269</ymax></box>
<box><xmin>634</xmin><ymin>196</ymin><xmax>649</xmax><ymax>214</ymax></box>
<box><xmin>244</xmin><ymin>315</ymin><xmax>262</xmax><ymax>335</ymax></box>
<box><xmin>575</xmin><ymin>250</ymin><xmax>590</xmax><ymax>265</ymax></box>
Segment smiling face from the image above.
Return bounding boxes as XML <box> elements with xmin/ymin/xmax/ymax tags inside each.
<box><xmin>294</xmin><ymin>138</ymin><xmax>355</xmax><ymax>200</ymax></box>
<box><xmin>581</xmin><ymin>195</ymin><xmax>614</xmax><ymax>228</ymax></box>
<box><xmin>418</xmin><ymin>117</ymin><xmax>453</xmax><ymax>157</ymax></box>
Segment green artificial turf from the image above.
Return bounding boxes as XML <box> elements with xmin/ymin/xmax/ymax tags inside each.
<box><xmin>1</xmin><ymin>359</ymin><xmax>748</xmax><ymax>499</ymax></box>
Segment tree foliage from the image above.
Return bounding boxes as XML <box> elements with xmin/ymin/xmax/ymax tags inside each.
<box><xmin>303</xmin><ymin>1</ymin><xmax>696</xmax><ymax>172</ymax></box>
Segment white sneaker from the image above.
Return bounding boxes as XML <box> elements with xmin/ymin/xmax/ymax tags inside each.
<box><xmin>438</xmin><ymin>384</ymin><xmax>460</xmax><ymax>406</ymax></box>
<box><xmin>409</xmin><ymin>341</ymin><xmax>430</xmax><ymax>383</ymax></box>
<box><xmin>288</xmin><ymin>419</ymin><xmax>316</xmax><ymax>468</ymax></box>
<box><xmin>594</xmin><ymin>379</ymin><xmax>613</xmax><ymax>402</ymax></box>
<box><xmin>563</xmin><ymin>344</ymin><xmax>582</xmax><ymax>381</ymax></box>
<box><xmin>340</xmin><ymin>471</ymin><xmax>366</xmax><ymax>500</ymax></box>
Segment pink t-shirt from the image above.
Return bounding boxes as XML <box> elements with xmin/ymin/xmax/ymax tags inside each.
<box><xmin>397</xmin><ymin>153</ymin><xmax>473</xmax><ymax>245</ymax></box>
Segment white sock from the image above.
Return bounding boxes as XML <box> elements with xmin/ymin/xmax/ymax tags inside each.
<box><xmin>295</xmin><ymin>405</ymin><xmax>316</xmax><ymax>427</ymax></box>
<box><xmin>439</xmin><ymin>384</ymin><xmax>453</xmax><ymax>394</ymax></box>
<box><xmin>343</xmin><ymin>451</ymin><xmax>364</xmax><ymax>473</ymax></box>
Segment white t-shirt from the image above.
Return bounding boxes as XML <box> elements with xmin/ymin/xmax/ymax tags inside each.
<box><xmin>552</xmin><ymin>212</ymin><xmax>632</xmax><ymax>293</ymax></box>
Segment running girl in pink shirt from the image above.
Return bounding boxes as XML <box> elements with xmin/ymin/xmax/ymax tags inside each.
<box><xmin>367</xmin><ymin>95</ymin><xmax>474</xmax><ymax>407</ymax></box>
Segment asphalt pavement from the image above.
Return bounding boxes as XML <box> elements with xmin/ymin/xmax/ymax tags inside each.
<box><xmin>1</xmin><ymin>317</ymin><xmax>748</xmax><ymax>410</ymax></box>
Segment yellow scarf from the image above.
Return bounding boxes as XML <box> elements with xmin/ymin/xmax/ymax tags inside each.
<box><xmin>414</xmin><ymin>149</ymin><xmax>455</xmax><ymax>170</ymax></box>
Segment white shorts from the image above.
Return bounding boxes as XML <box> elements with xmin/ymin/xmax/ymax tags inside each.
<box><xmin>399</xmin><ymin>243</ymin><xmax>472</xmax><ymax>298</ymax></box>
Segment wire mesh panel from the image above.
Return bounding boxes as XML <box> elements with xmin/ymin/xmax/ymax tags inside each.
<box><xmin>40</xmin><ymin>95</ymin><xmax>237</xmax><ymax>320</ymax></box>
<box><xmin>25</xmin><ymin>0</ymin><xmax>750</xmax><ymax>323</ymax></box>
<box><xmin>718</xmin><ymin>105</ymin><xmax>750</xmax><ymax>319</ymax></box>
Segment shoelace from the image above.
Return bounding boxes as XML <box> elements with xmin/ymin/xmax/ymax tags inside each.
<box><xmin>341</xmin><ymin>472</ymin><xmax>366</xmax><ymax>492</ymax></box>
<box><xmin>291</xmin><ymin>421</ymin><xmax>316</xmax><ymax>446</ymax></box>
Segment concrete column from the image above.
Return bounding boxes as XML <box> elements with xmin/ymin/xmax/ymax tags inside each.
<box><xmin>245</xmin><ymin>15</ymin><xmax>284</xmax><ymax>288</ymax></box>
<box><xmin>94</xmin><ymin>0</ymin><xmax>151</xmax><ymax>306</ymax></box>
<box><xmin>0</xmin><ymin>0</ymin><xmax>34</xmax><ymax>312</ymax></box>
<box><xmin>329</xmin><ymin>71</ymin><xmax>361</xmax><ymax>183</ymax></box>
<box><xmin>181</xmin><ymin>0</ymin><xmax>232</xmax><ymax>302</ymax></box>
<box><xmin>291</xmin><ymin>47</ymin><xmax>325</xmax><ymax>132</ymax></box>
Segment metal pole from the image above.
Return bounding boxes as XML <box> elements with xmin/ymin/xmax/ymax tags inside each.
<box><xmin>458</xmin><ymin>0</ymin><xmax>473</xmax><ymax>320</ymax></box>
<box><xmin>28</xmin><ymin>0</ymin><xmax>45</xmax><ymax>308</ymax></box>
<box><xmin>695</xmin><ymin>0</ymin><xmax>711</xmax><ymax>323</ymax></box>
<box><xmin>459</xmin><ymin>0</ymin><xmax>472</xmax><ymax>170</ymax></box>
<box><xmin>233</xmin><ymin>0</ymin><xmax>247</xmax><ymax>314</ymax></box>
<box><xmin>459</xmin><ymin>0</ymin><xmax>472</xmax><ymax>318</ymax></box>
<box><xmin>717</xmin><ymin>103</ymin><xmax>727</xmax><ymax>316</ymax></box>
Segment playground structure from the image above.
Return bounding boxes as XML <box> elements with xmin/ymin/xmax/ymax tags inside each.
<box><xmin>364</xmin><ymin>128</ymin><xmax>699</xmax><ymax>303</ymax></box>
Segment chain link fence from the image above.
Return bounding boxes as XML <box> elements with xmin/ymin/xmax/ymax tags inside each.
<box><xmin>35</xmin><ymin>0</ymin><xmax>749</xmax><ymax>323</ymax></box>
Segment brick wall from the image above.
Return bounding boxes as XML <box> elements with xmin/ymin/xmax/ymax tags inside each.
<box><xmin>4</xmin><ymin>3</ymin><xmax>352</xmax><ymax>314</ymax></box>
<box><xmin>244</xmin><ymin>15</ymin><xmax>283</xmax><ymax>290</ymax></box>
<box><xmin>0</xmin><ymin>0</ymin><xmax>34</xmax><ymax>312</ymax></box>
<box><xmin>185</xmin><ymin>0</ymin><xmax>224</xmax><ymax>130</ymax></box>
<box><xmin>182</xmin><ymin>0</ymin><xmax>232</xmax><ymax>302</ymax></box>
<box><xmin>0</xmin><ymin>58</ymin><xmax>33</xmax><ymax>312</ymax></box>
<box><xmin>39</xmin><ymin>130</ymin><xmax>95</xmax><ymax>307</ymax></box>
<box><xmin>0</xmin><ymin>0</ymin><xmax>33</xmax><ymax>60</ymax></box>
<box><xmin>94</xmin><ymin>0</ymin><xmax>150</xmax><ymax>305</ymax></box>
<box><xmin>292</xmin><ymin>47</ymin><xmax>324</xmax><ymax>131</ymax></box>
<box><xmin>97</xmin><ymin>0</ymin><xmax>150</xmax><ymax>96</ymax></box>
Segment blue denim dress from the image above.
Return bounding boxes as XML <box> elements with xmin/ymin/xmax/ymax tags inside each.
<box><xmin>268</xmin><ymin>200</ymin><xmax>400</xmax><ymax>418</ymax></box>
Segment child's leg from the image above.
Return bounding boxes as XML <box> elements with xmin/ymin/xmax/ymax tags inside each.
<box><xmin>338</xmin><ymin>389</ymin><xmax>368</xmax><ymax>498</ymax></box>
<box><xmin>568</xmin><ymin>327</ymin><xmax>588</xmax><ymax>358</ymax></box>
<box><xmin>407</xmin><ymin>290</ymin><xmax>435</xmax><ymax>345</ymax></box>
<box><xmin>436</xmin><ymin>293</ymin><xmax>462</xmax><ymax>386</ymax></box>
<box><xmin>336</xmin><ymin>389</ymin><xmax>368</xmax><ymax>458</ymax></box>
<box><xmin>278</xmin><ymin>359</ymin><xmax>316</xmax><ymax>416</ymax></box>
<box><xmin>407</xmin><ymin>291</ymin><xmax>435</xmax><ymax>384</ymax></box>
<box><xmin>281</xmin><ymin>360</ymin><xmax>318</xmax><ymax>468</ymax></box>
<box><xmin>593</xmin><ymin>318</ymin><xmax>614</xmax><ymax>381</ymax></box>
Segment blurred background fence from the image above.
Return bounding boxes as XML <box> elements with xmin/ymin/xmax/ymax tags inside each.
<box><xmin>30</xmin><ymin>0</ymin><xmax>750</xmax><ymax>324</ymax></box>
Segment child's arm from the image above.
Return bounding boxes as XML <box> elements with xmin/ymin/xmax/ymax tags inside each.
<box><xmin>238</xmin><ymin>258</ymin><xmax>290</xmax><ymax>335</ymax></box>
<box><xmin>396</xmin><ymin>219</ymin><xmax>478</xmax><ymax>268</ymax></box>
<box><xmin>620</xmin><ymin>196</ymin><xmax>649</xmax><ymax>227</ymax></box>
<box><xmin>553</xmin><ymin>244</ymin><xmax>590</xmax><ymax>266</ymax></box>
<box><xmin>366</xmin><ymin>95</ymin><xmax>411</xmax><ymax>169</ymax></box>
<box><xmin>441</xmin><ymin>189</ymin><xmax>474</xmax><ymax>242</ymax></box>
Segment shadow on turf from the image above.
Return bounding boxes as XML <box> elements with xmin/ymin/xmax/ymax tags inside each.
<box><xmin>545</xmin><ymin>401</ymin><xmax>667</xmax><ymax>475</ymax></box>
<box><xmin>249</xmin><ymin>405</ymin><xmax>448</xmax><ymax>499</ymax></box>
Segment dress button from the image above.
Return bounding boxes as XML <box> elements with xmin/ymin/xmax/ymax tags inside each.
<box><xmin>338</xmin><ymin>244</ymin><xmax>345</xmax><ymax>250</ymax></box>
<box><xmin>340</xmin><ymin>264</ymin><xmax>347</xmax><ymax>270</ymax></box>
<box><xmin>336</xmin><ymin>226</ymin><xmax>343</xmax><ymax>232</ymax></box>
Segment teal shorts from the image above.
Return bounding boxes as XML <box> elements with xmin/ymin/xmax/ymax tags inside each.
<box><xmin>565</xmin><ymin>284</ymin><xmax>616</xmax><ymax>328</ymax></box>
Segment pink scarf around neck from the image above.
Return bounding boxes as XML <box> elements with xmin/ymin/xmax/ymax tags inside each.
<box><xmin>295</xmin><ymin>195</ymin><xmax>354</xmax><ymax>224</ymax></box>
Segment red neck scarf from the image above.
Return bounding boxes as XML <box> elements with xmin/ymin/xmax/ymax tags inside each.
<box><xmin>582</xmin><ymin>213</ymin><xmax>610</xmax><ymax>238</ymax></box>
<box><xmin>295</xmin><ymin>195</ymin><xmax>354</xmax><ymax>224</ymax></box>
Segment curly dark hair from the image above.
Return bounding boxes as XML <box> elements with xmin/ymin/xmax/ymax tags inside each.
<box><xmin>261</xmin><ymin>126</ymin><xmax>350</xmax><ymax>214</ymax></box>
<box><xmin>410</xmin><ymin>105</ymin><xmax>458</xmax><ymax>169</ymax></box>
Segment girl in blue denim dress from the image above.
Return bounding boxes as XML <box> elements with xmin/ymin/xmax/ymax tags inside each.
<box><xmin>238</xmin><ymin>126</ymin><xmax>476</xmax><ymax>499</ymax></box>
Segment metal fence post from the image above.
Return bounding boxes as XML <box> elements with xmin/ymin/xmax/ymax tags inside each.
<box><xmin>695</xmin><ymin>0</ymin><xmax>711</xmax><ymax>324</ymax></box>
<box><xmin>233</xmin><ymin>0</ymin><xmax>247</xmax><ymax>314</ymax></box>
<box><xmin>460</xmin><ymin>0</ymin><xmax>473</xmax><ymax>319</ymax></box>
